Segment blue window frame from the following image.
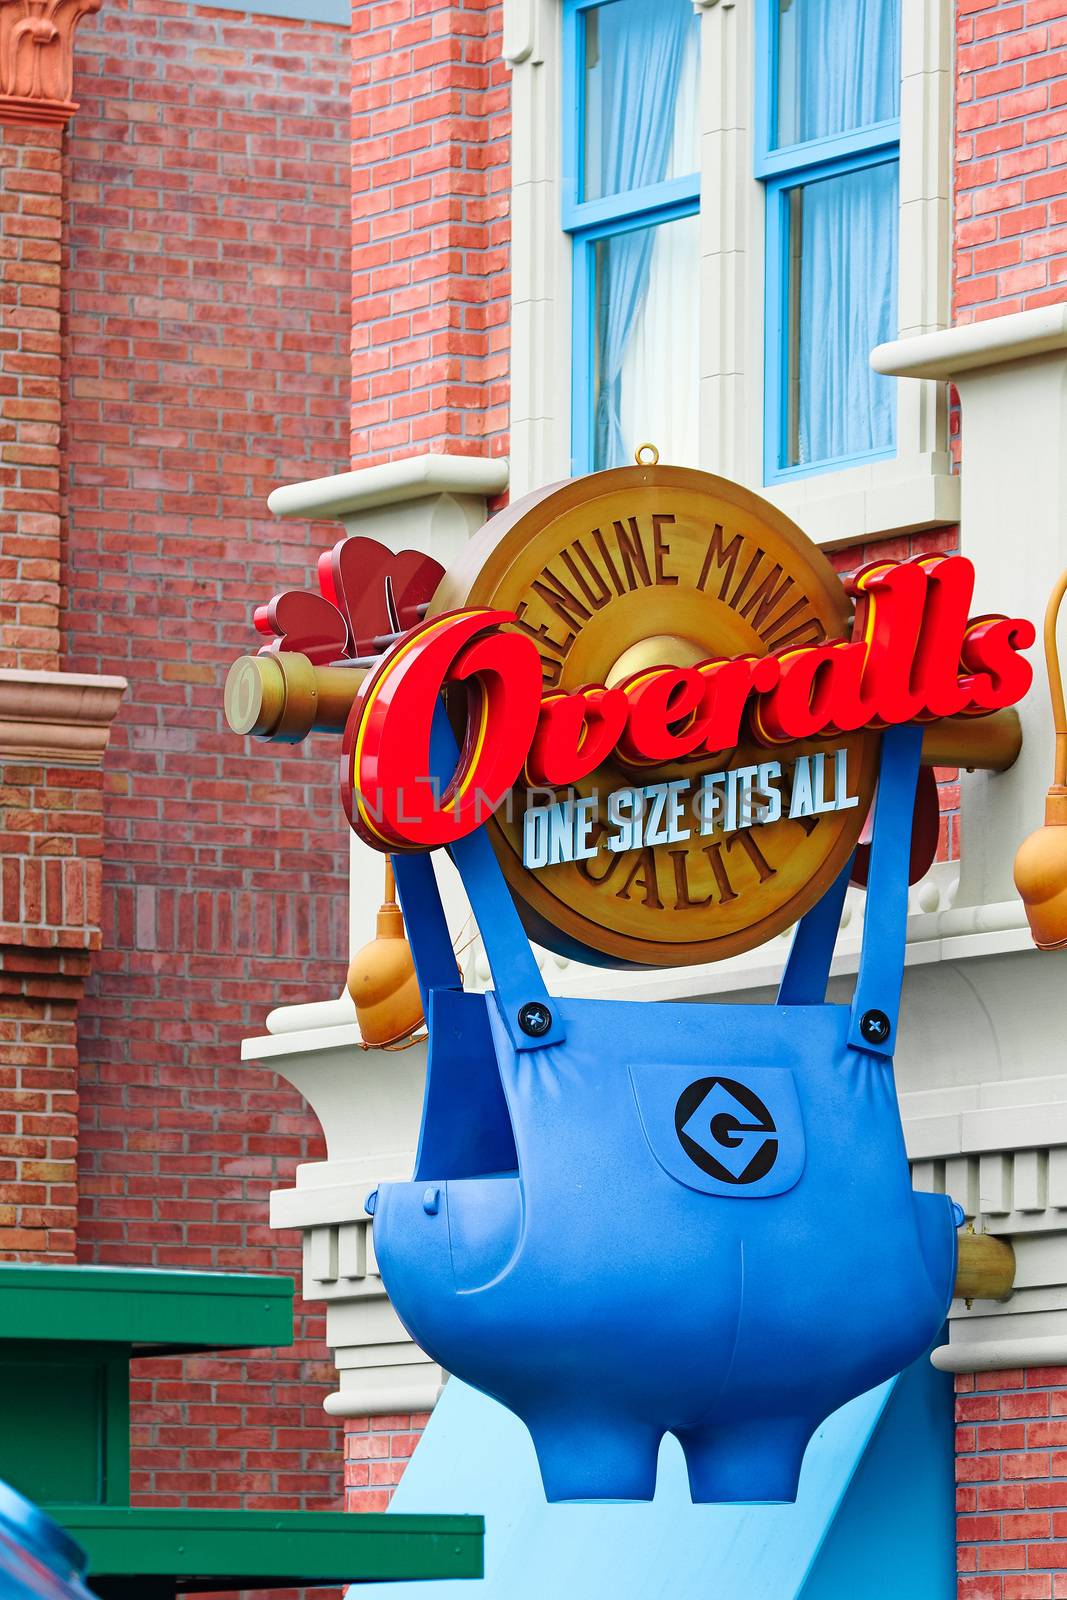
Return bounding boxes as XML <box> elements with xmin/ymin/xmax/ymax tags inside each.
<box><xmin>563</xmin><ymin>0</ymin><xmax>701</xmax><ymax>474</ymax></box>
<box><xmin>757</xmin><ymin>0</ymin><xmax>901</xmax><ymax>484</ymax></box>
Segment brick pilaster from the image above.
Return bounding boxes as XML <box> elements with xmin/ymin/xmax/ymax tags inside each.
<box><xmin>955</xmin><ymin>0</ymin><xmax>1067</xmax><ymax>323</ymax></box>
<box><xmin>0</xmin><ymin>729</ymin><xmax>123</xmax><ymax>1259</ymax></box>
<box><xmin>0</xmin><ymin>121</ymin><xmax>63</xmax><ymax>671</ymax></box>
<box><xmin>0</xmin><ymin>1</ymin><xmax>122</xmax><ymax>1262</ymax></box>
<box><xmin>350</xmin><ymin>0</ymin><xmax>510</xmax><ymax>462</ymax></box>
<box><xmin>61</xmin><ymin>0</ymin><xmax>351</xmax><ymax>1520</ymax></box>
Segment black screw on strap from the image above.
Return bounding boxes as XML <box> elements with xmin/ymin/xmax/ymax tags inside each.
<box><xmin>859</xmin><ymin>1009</ymin><xmax>892</xmax><ymax>1046</ymax></box>
<box><xmin>518</xmin><ymin>1001</ymin><xmax>553</xmax><ymax>1038</ymax></box>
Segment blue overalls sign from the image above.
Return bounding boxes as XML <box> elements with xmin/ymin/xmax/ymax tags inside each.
<box><xmin>235</xmin><ymin>464</ymin><xmax>1034</xmax><ymax>1507</ymax></box>
<box><xmin>376</xmin><ymin>720</ymin><xmax>959</xmax><ymax>1503</ymax></box>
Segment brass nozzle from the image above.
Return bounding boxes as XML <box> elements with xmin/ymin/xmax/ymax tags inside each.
<box><xmin>955</xmin><ymin>1229</ymin><xmax>1015</xmax><ymax>1302</ymax></box>
<box><xmin>224</xmin><ymin>652</ymin><xmax>366</xmax><ymax>742</ymax></box>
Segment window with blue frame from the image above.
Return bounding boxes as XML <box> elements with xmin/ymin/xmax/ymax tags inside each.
<box><xmin>758</xmin><ymin>0</ymin><xmax>901</xmax><ymax>482</ymax></box>
<box><xmin>563</xmin><ymin>0</ymin><xmax>701</xmax><ymax>474</ymax></box>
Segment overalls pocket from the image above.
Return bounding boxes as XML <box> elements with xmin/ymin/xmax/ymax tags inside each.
<box><xmin>628</xmin><ymin>1061</ymin><xmax>805</xmax><ymax>1198</ymax></box>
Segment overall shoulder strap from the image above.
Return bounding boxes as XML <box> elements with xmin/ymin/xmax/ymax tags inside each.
<box><xmin>778</xmin><ymin>726</ymin><xmax>923</xmax><ymax>1024</ymax></box>
<box><xmin>390</xmin><ymin>703</ymin><xmax>564</xmax><ymax>1054</ymax></box>
<box><xmin>390</xmin><ymin>850</ymin><xmax>460</xmax><ymax>1003</ymax></box>
<box><xmin>846</xmin><ymin>722</ymin><xmax>924</xmax><ymax>1059</ymax></box>
<box><xmin>777</xmin><ymin>858</ymin><xmax>853</xmax><ymax>1007</ymax></box>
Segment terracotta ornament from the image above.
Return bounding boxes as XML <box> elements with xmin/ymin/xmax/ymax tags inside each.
<box><xmin>0</xmin><ymin>0</ymin><xmax>103</xmax><ymax>127</ymax></box>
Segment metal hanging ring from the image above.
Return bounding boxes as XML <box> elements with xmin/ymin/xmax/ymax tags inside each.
<box><xmin>634</xmin><ymin>442</ymin><xmax>660</xmax><ymax>466</ymax></box>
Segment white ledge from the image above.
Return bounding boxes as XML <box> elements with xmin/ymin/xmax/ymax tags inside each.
<box><xmin>872</xmin><ymin>305</ymin><xmax>1067</xmax><ymax>381</ymax></box>
<box><xmin>265</xmin><ymin>990</ymin><xmax>355</xmax><ymax>1035</ymax></box>
<box><xmin>267</xmin><ymin>452</ymin><xmax>510</xmax><ymax>522</ymax></box>
<box><xmin>323</xmin><ymin>1377</ymin><xmax>444</xmax><ymax>1418</ymax></box>
<box><xmin>242</xmin><ymin>1022</ymin><xmax>363</xmax><ymax>1062</ymax></box>
<box><xmin>768</xmin><ymin>465</ymin><xmax>959</xmax><ymax>549</ymax></box>
<box><xmin>932</xmin><ymin>1333</ymin><xmax>1067</xmax><ymax>1374</ymax></box>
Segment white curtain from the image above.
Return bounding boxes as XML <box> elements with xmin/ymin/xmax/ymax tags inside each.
<box><xmin>777</xmin><ymin>0</ymin><xmax>900</xmax><ymax>146</ymax></box>
<box><xmin>614</xmin><ymin>26</ymin><xmax>700</xmax><ymax>469</ymax></box>
<box><xmin>795</xmin><ymin>161</ymin><xmax>897</xmax><ymax>464</ymax></box>
<box><xmin>591</xmin><ymin>0</ymin><xmax>699</xmax><ymax>469</ymax></box>
<box><xmin>616</xmin><ymin>214</ymin><xmax>701</xmax><ymax>469</ymax></box>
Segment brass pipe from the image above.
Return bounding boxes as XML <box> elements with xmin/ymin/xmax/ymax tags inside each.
<box><xmin>224</xmin><ymin>652</ymin><xmax>367</xmax><ymax>742</ymax></box>
<box><xmin>954</xmin><ymin>1229</ymin><xmax>1015</xmax><ymax>1303</ymax></box>
<box><xmin>920</xmin><ymin>708</ymin><xmax>1022</xmax><ymax>773</ymax></box>
<box><xmin>225</xmin><ymin>651</ymin><xmax>1026</xmax><ymax>770</ymax></box>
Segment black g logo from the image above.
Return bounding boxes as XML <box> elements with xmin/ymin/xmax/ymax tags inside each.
<box><xmin>674</xmin><ymin>1077</ymin><xmax>778</xmax><ymax>1186</ymax></box>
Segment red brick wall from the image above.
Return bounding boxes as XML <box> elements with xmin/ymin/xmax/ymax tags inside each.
<box><xmin>0</xmin><ymin>990</ymin><xmax>79</xmax><ymax>1257</ymax></box>
<box><xmin>0</xmin><ymin>121</ymin><xmax>63</xmax><ymax>671</ymax></box>
<box><xmin>343</xmin><ymin>1410</ymin><xmax>431</xmax><ymax>1511</ymax></box>
<box><xmin>957</xmin><ymin>1366</ymin><xmax>1067</xmax><ymax>1599</ymax></box>
<box><xmin>58</xmin><ymin>0</ymin><xmax>353</xmax><ymax>1547</ymax></box>
<box><xmin>955</xmin><ymin>0</ymin><xmax>1067</xmax><ymax>323</ymax></box>
<box><xmin>350</xmin><ymin>0</ymin><xmax>509</xmax><ymax>463</ymax></box>
<box><xmin>0</xmin><ymin>761</ymin><xmax>105</xmax><ymax>1259</ymax></box>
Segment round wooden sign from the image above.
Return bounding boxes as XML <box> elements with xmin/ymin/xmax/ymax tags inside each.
<box><xmin>432</xmin><ymin>464</ymin><xmax>879</xmax><ymax>968</ymax></box>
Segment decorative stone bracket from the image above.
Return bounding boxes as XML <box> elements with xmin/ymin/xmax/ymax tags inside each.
<box><xmin>0</xmin><ymin>668</ymin><xmax>126</xmax><ymax>1003</ymax></box>
<box><xmin>0</xmin><ymin>0</ymin><xmax>102</xmax><ymax>127</ymax></box>
<box><xmin>246</xmin><ymin>1023</ymin><xmax>444</xmax><ymax>1417</ymax></box>
<box><xmin>263</xmin><ymin>451</ymin><xmax>508</xmax><ymax>990</ymax></box>
<box><xmin>0</xmin><ymin>669</ymin><xmax>127</xmax><ymax>764</ymax></box>
<box><xmin>898</xmin><ymin>937</ymin><xmax>1067</xmax><ymax>1373</ymax></box>
<box><xmin>266</xmin><ymin>453</ymin><xmax>508</xmax><ymax>570</ymax></box>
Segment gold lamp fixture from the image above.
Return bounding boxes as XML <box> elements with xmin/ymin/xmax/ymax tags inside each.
<box><xmin>346</xmin><ymin>857</ymin><xmax>425</xmax><ymax>1047</ymax></box>
<box><xmin>1014</xmin><ymin>568</ymin><xmax>1067</xmax><ymax>950</ymax></box>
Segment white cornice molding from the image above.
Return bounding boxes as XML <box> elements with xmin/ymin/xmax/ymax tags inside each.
<box><xmin>873</xmin><ymin>304</ymin><xmax>1067</xmax><ymax>380</ymax></box>
<box><xmin>932</xmin><ymin>1334</ymin><xmax>1067</xmax><ymax>1374</ymax></box>
<box><xmin>0</xmin><ymin>669</ymin><xmax>127</xmax><ymax>766</ymax></box>
<box><xmin>266</xmin><ymin>453</ymin><xmax>510</xmax><ymax>522</ymax></box>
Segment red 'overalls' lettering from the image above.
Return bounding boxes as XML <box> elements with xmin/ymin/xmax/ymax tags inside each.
<box><xmin>342</xmin><ymin>556</ymin><xmax>1035</xmax><ymax>852</ymax></box>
